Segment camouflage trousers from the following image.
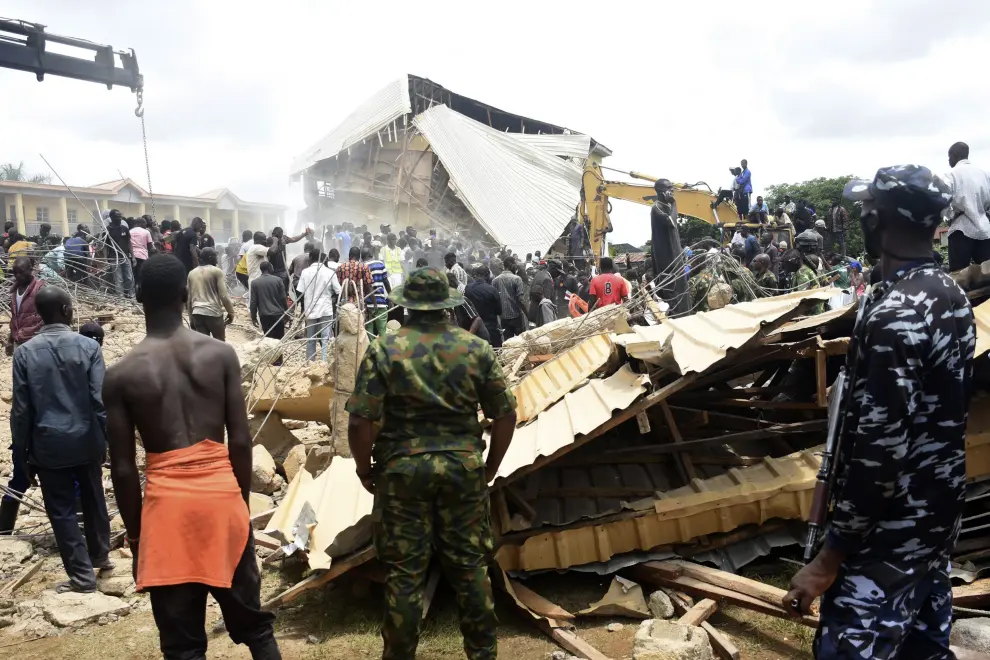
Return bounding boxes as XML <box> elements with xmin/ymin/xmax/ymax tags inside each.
<box><xmin>373</xmin><ymin>451</ymin><xmax>497</xmax><ymax>660</ymax></box>
<box><xmin>814</xmin><ymin>554</ymin><xmax>953</xmax><ymax>659</ymax></box>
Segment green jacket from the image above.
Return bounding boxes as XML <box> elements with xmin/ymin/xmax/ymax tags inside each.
<box><xmin>754</xmin><ymin>270</ymin><xmax>779</xmax><ymax>293</ymax></box>
<box><xmin>689</xmin><ymin>271</ymin><xmax>716</xmax><ymax>313</ymax></box>
<box><xmin>793</xmin><ymin>265</ymin><xmax>823</xmax><ymax>314</ymax></box>
<box><xmin>346</xmin><ymin>314</ymin><xmax>516</xmax><ymax>464</ymax></box>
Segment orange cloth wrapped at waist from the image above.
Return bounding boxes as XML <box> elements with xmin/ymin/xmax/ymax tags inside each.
<box><xmin>137</xmin><ymin>440</ymin><xmax>249</xmax><ymax>591</ymax></box>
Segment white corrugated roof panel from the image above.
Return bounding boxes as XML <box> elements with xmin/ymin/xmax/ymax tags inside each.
<box><xmin>289</xmin><ymin>76</ymin><xmax>412</xmax><ymax>175</ymax></box>
<box><xmin>513</xmin><ymin>133</ymin><xmax>592</xmax><ymax>159</ymax></box>
<box><xmin>413</xmin><ymin>105</ymin><xmax>583</xmax><ymax>257</ymax></box>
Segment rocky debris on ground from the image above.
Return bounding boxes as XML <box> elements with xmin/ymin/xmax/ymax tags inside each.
<box><xmin>281</xmin><ymin>419</ymin><xmax>309</xmax><ymax>430</ymax></box>
<box><xmin>498</xmin><ymin>305</ymin><xmax>629</xmax><ymax>369</ymax></box>
<box><xmin>249</xmin><ymin>411</ymin><xmax>302</xmax><ymax>465</ymax></box>
<box><xmin>40</xmin><ymin>590</ymin><xmax>131</xmax><ymax>628</ymax></box>
<box><xmin>550</xmin><ymin>651</ymin><xmax>579</xmax><ymax>660</ymax></box>
<box><xmin>250</xmin><ymin>492</ymin><xmax>274</xmax><ymax>515</ymax></box>
<box><xmin>236</xmin><ymin>338</ymin><xmax>284</xmax><ymax>381</ymax></box>
<box><xmin>951</xmin><ymin>618</ymin><xmax>990</xmax><ymax>654</ymax></box>
<box><xmin>607</xmin><ymin>622</ymin><xmax>624</xmax><ymax>632</ymax></box>
<box><xmin>633</xmin><ymin>619</ymin><xmax>713</xmax><ymax>660</ymax></box>
<box><xmin>282</xmin><ymin>444</ymin><xmax>308</xmax><ymax>483</ymax></box>
<box><xmin>291</xmin><ymin>423</ymin><xmax>331</xmax><ymax>446</ymax></box>
<box><xmin>0</xmin><ymin>538</ymin><xmax>34</xmax><ymax>573</ymax></box>
<box><xmin>648</xmin><ymin>590</ymin><xmax>675</xmax><ymax>619</ymax></box>
<box><xmin>251</xmin><ymin>445</ymin><xmax>284</xmax><ymax>495</ymax></box>
<box><xmin>96</xmin><ymin>558</ymin><xmax>135</xmax><ymax>597</ymax></box>
<box><xmin>303</xmin><ymin>445</ymin><xmax>334</xmax><ymax>477</ymax></box>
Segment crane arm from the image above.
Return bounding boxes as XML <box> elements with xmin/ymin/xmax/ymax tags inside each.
<box><xmin>0</xmin><ymin>18</ymin><xmax>142</xmax><ymax>92</ymax></box>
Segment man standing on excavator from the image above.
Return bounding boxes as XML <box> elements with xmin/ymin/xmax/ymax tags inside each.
<box><xmin>735</xmin><ymin>159</ymin><xmax>753</xmax><ymax>221</ymax></box>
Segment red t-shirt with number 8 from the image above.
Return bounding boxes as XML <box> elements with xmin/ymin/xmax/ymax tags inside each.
<box><xmin>588</xmin><ymin>273</ymin><xmax>629</xmax><ymax>307</ymax></box>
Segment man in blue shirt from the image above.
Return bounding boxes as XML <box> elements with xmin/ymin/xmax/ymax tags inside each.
<box><xmin>735</xmin><ymin>159</ymin><xmax>753</xmax><ymax>221</ymax></box>
<box><xmin>363</xmin><ymin>247</ymin><xmax>392</xmax><ymax>338</ymax></box>
<box><xmin>742</xmin><ymin>226</ymin><xmax>759</xmax><ymax>267</ymax></box>
<box><xmin>11</xmin><ymin>287</ymin><xmax>111</xmax><ymax>592</ymax></box>
<box><xmin>65</xmin><ymin>224</ymin><xmax>92</xmax><ymax>285</ymax></box>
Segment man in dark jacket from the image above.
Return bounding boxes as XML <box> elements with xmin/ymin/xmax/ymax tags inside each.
<box><xmin>11</xmin><ymin>287</ymin><xmax>111</xmax><ymax>592</ymax></box>
<box><xmin>249</xmin><ymin>261</ymin><xmax>288</xmax><ymax>340</ymax></box>
<box><xmin>465</xmin><ymin>264</ymin><xmax>503</xmax><ymax>347</ymax></box>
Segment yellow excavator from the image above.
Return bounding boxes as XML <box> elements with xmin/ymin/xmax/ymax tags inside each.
<box><xmin>579</xmin><ymin>162</ymin><xmax>795</xmax><ymax>262</ymax></box>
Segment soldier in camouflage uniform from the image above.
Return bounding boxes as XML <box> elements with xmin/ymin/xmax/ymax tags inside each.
<box><xmin>751</xmin><ymin>254</ymin><xmax>779</xmax><ymax>294</ymax></box>
<box><xmin>785</xmin><ymin>247</ymin><xmax>825</xmax><ymax>315</ymax></box>
<box><xmin>346</xmin><ymin>267</ymin><xmax>518</xmax><ymax>660</ymax></box>
<box><xmin>688</xmin><ymin>257</ymin><xmax>717</xmax><ymax>312</ymax></box>
<box><xmin>726</xmin><ymin>264</ymin><xmax>759</xmax><ymax>303</ymax></box>
<box><xmin>784</xmin><ymin>166</ymin><xmax>973</xmax><ymax>659</ymax></box>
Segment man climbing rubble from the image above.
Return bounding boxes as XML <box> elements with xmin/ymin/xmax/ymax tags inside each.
<box><xmin>783</xmin><ymin>165</ymin><xmax>973</xmax><ymax>659</ymax></box>
<box><xmin>346</xmin><ymin>267</ymin><xmax>517</xmax><ymax>660</ymax></box>
<box><xmin>105</xmin><ymin>254</ymin><xmax>281</xmax><ymax>660</ymax></box>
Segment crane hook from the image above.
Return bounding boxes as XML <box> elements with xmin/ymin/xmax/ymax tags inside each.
<box><xmin>134</xmin><ymin>87</ymin><xmax>144</xmax><ymax>118</ymax></box>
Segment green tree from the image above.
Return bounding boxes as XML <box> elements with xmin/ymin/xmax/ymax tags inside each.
<box><xmin>764</xmin><ymin>175</ymin><xmax>865</xmax><ymax>257</ymax></box>
<box><xmin>678</xmin><ymin>216</ymin><xmax>719</xmax><ymax>248</ymax></box>
<box><xmin>0</xmin><ymin>161</ymin><xmax>50</xmax><ymax>184</ymax></box>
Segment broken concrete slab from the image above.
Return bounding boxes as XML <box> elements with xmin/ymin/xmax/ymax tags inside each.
<box><xmin>248</xmin><ymin>411</ymin><xmax>301</xmax><ymax>465</ymax></box>
<box><xmin>249</xmin><ymin>492</ymin><xmax>274</xmax><ymax>516</ymax></box>
<box><xmin>281</xmin><ymin>419</ymin><xmax>309</xmax><ymax>430</ymax></box>
<box><xmin>648</xmin><ymin>590</ymin><xmax>675</xmax><ymax>619</ymax></box>
<box><xmin>633</xmin><ymin>619</ymin><xmax>713</xmax><ymax>660</ymax></box>
<box><xmin>251</xmin><ymin>445</ymin><xmax>278</xmax><ymax>494</ymax></box>
<box><xmin>96</xmin><ymin>560</ymin><xmax>135</xmax><ymax>597</ymax></box>
<box><xmin>951</xmin><ymin>618</ymin><xmax>990</xmax><ymax>654</ymax></box>
<box><xmin>41</xmin><ymin>590</ymin><xmax>131</xmax><ymax>627</ymax></box>
<box><xmin>282</xmin><ymin>444</ymin><xmax>308</xmax><ymax>483</ymax></box>
<box><xmin>303</xmin><ymin>445</ymin><xmax>333</xmax><ymax>477</ymax></box>
<box><xmin>0</xmin><ymin>538</ymin><xmax>33</xmax><ymax>566</ymax></box>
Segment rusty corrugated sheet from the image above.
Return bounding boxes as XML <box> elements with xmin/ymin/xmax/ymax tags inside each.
<box><xmin>495</xmin><ymin>450</ymin><xmax>820</xmax><ymax>572</ymax></box>
<box><xmin>512</xmin><ymin>333</ymin><xmax>615</xmax><ymax>423</ymax></box>
<box><xmin>613</xmin><ymin>288</ymin><xmax>834</xmax><ymax>374</ymax></box>
<box><xmin>494</xmin><ymin>365</ymin><xmax>649</xmax><ymax>483</ymax></box>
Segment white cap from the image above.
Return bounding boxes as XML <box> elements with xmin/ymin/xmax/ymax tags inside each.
<box><xmin>779</xmin><ymin>241</ymin><xmax>788</xmax><ymax>249</ymax></box>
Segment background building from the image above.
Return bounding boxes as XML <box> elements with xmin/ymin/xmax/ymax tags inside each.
<box><xmin>0</xmin><ymin>178</ymin><xmax>288</xmax><ymax>242</ymax></box>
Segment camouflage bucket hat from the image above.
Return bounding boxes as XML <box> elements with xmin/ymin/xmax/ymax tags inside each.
<box><xmin>842</xmin><ymin>164</ymin><xmax>952</xmax><ymax>228</ymax></box>
<box><xmin>389</xmin><ymin>267</ymin><xmax>464</xmax><ymax>310</ymax></box>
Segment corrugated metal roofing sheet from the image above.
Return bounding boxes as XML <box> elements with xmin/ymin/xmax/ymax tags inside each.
<box><xmin>513</xmin><ymin>333</ymin><xmax>614</xmax><ymax>424</ymax></box>
<box><xmin>495</xmin><ymin>450</ymin><xmax>820</xmax><ymax>572</ymax></box>
<box><xmin>413</xmin><ymin>104</ymin><xmax>584</xmax><ymax>258</ymax></box>
<box><xmin>976</xmin><ymin>298</ymin><xmax>990</xmax><ymax>358</ymax></box>
<box><xmin>513</xmin><ymin>133</ymin><xmax>592</xmax><ymax>159</ymax></box>
<box><xmin>290</xmin><ymin>76</ymin><xmax>412</xmax><ymax>175</ymax></box>
<box><xmin>613</xmin><ymin>288</ymin><xmax>834</xmax><ymax>375</ymax></box>
<box><xmin>493</xmin><ymin>365</ymin><xmax>649</xmax><ymax>483</ymax></box>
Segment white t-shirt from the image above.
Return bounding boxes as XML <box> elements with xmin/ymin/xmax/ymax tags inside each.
<box><xmin>245</xmin><ymin>244</ymin><xmax>270</xmax><ymax>282</ymax></box>
<box><xmin>296</xmin><ymin>262</ymin><xmax>341</xmax><ymax>319</ymax></box>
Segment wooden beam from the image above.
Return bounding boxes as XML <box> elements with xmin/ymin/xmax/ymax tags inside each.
<box><xmin>677</xmin><ymin>598</ymin><xmax>717</xmax><ymax>626</ymax></box>
<box><xmin>953</xmin><ymin>578</ymin><xmax>990</xmax><ymax>607</ymax></box>
<box><xmin>493</xmin><ymin>490</ymin><xmax>512</xmax><ymax>537</ymax></box>
<box><xmin>659</xmin><ymin>401</ymin><xmax>698</xmax><ymax>482</ymax></box>
<box><xmin>550</xmin><ymin>628</ymin><xmax>612</xmax><ymax>660</ymax></box>
<box><xmin>627</xmin><ymin>564</ymin><xmax>819</xmax><ymax>628</ymax></box>
<box><xmin>664</xmin><ymin>560</ymin><xmax>818</xmax><ymax>615</ymax></box>
<box><xmin>261</xmin><ymin>546</ymin><xmax>375</xmax><ymax>611</ymax></box>
<box><xmin>504</xmin><ymin>485</ymin><xmax>537</xmax><ymax>521</ymax></box>
<box><xmin>508</xmin><ymin>579</ymin><xmax>575</xmax><ymax>621</ymax></box>
<box><xmin>815</xmin><ymin>350</ymin><xmax>827</xmax><ymax>408</ymax></box>
<box><xmin>665</xmin><ymin>590</ymin><xmax>739</xmax><ymax>660</ymax></box>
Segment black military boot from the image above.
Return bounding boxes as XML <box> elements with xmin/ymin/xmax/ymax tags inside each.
<box><xmin>0</xmin><ymin>499</ymin><xmax>20</xmax><ymax>535</ymax></box>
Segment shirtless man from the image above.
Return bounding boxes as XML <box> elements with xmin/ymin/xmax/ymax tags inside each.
<box><xmin>104</xmin><ymin>254</ymin><xmax>280</xmax><ymax>660</ymax></box>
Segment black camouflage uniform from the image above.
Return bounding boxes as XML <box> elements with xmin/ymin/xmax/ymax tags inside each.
<box><xmin>816</xmin><ymin>166</ymin><xmax>975</xmax><ymax>658</ymax></box>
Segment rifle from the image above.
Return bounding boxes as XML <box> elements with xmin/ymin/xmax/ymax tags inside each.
<box><xmin>802</xmin><ymin>291</ymin><xmax>870</xmax><ymax>563</ymax></box>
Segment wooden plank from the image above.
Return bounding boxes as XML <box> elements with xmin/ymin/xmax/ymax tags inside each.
<box><xmin>0</xmin><ymin>558</ymin><xmax>44</xmax><ymax>596</ymax></box>
<box><xmin>421</xmin><ymin>568</ymin><xmax>442</xmax><ymax>620</ymax></box>
<box><xmin>665</xmin><ymin>560</ymin><xmax>816</xmax><ymax>615</ymax></box>
<box><xmin>815</xmin><ymin>350</ymin><xmax>827</xmax><ymax>408</ymax></box>
<box><xmin>677</xmin><ymin>598</ymin><xmax>717</xmax><ymax>626</ymax></box>
<box><xmin>504</xmin><ymin>485</ymin><xmax>537</xmax><ymax>521</ymax></box>
<box><xmin>550</xmin><ymin>628</ymin><xmax>612</xmax><ymax>660</ymax></box>
<box><xmin>659</xmin><ymin>401</ymin><xmax>698</xmax><ymax>482</ymax></box>
<box><xmin>508</xmin><ymin>579</ymin><xmax>575</xmax><ymax>621</ymax></box>
<box><xmin>254</xmin><ymin>532</ymin><xmax>281</xmax><ymax>551</ymax></box>
<box><xmin>261</xmin><ymin>546</ymin><xmax>375</xmax><ymax>611</ymax></box>
<box><xmin>666</xmin><ymin>590</ymin><xmax>739</xmax><ymax>660</ymax></box>
<box><xmin>628</xmin><ymin>565</ymin><xmax>819</xmax><ymax>628</ymax></box>
<box><xmin>953</xmin><ymin>578</ymin><xmax>990</xmax><ymax>607</ymax></box>
<box><xmin>493</xmin><ymin>490</ymin><xmax>511</xmax><ymax>536</ymax></box>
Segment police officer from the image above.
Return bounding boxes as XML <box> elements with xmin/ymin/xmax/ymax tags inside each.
<box><xmin>783</xmin><ymin>165</ymin><xmax>974</xmax><ymax>658</ymax></box>
<box><xmin>346</xmin><ymin>267</ymin><xmax>518</xmax><ymax>660</ymax></box>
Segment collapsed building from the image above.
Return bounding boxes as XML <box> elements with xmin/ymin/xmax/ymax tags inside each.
<box><xmin>290</xmin><ymin>74</ymin><xmax>611</xmax><ymax>257</ymax></box>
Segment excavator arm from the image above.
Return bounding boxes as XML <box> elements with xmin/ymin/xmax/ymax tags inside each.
<box><xmin>580</xmin><ymin>162</ymin><xmax>737</xmax><ymax>262</ymax></box>
<box><xmin>0</xmin><ymin>18</ymin><xmax>142</xmax><ymax>93</ymax></box>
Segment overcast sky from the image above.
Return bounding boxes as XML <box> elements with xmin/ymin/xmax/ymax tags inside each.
<box><xmin>4</xmin><ymin>0</ymin><xmax>988</xmax><ymax>246</ymax></box>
